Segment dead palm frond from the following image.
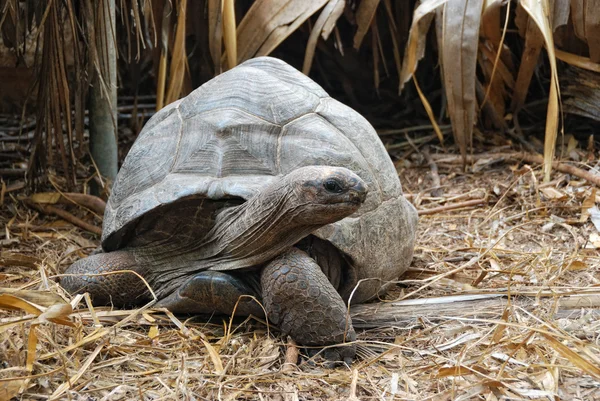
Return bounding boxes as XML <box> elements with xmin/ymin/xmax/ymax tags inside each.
<box><xmin>2</xmin><ymin>0</ymin><xmax>600</xmax><ymax>188</ymax></box>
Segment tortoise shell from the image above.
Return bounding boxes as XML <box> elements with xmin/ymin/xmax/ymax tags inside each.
<box><xmin>102</xmin><ymin>57</ymin><xmax>417</xmax><ymax>303</ymax></box>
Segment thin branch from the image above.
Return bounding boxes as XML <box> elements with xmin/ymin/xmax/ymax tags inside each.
<box><xmin>25</xmin><ymin>201</ymin><xmax>102</xmax><ymax>235</ymax></box>
<box><xmin>431</xmin><ymin>152</ymin><xmax>600</xmax><ymax>187</ymax></box>
<box><xmin>418</xmin><ymin>198</ymin><xmax>487</xmax><ymax>215</ymax></box>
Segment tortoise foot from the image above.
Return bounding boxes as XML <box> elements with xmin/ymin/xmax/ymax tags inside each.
<box><xmin>306</xmin><ymin>347</ymin><xmax>355</xmax><ymax>368</ymax></box>
<box><xmin>61</xmin><ymin>251</ymin><xmax>150</xmax><ymax>306</ymax></box>
<box><xmin>261</xmin><ymin>248</ymin><xmax>356</xmax><ymax>363</ymax></box>
<box><xmin>155</xmin><ymin>271</ymin><xmax>263</xmax><ymax>317</ymax></box>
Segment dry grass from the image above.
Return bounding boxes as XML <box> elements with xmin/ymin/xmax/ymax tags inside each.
<box><xmin>2</xmin><ymin>148</ymin><xmax>600</xmax><ymax>400</ymax></box>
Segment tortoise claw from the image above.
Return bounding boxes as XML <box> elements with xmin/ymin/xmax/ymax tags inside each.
<box><xmin>304</xmin><ymin>343</ymin><xmax>356</xmax><ymax>368</ymax></box>
<box><xmin>323</xmin><ymin>344</ymin><xmax>356</xmax><ymax>367</ymax></box>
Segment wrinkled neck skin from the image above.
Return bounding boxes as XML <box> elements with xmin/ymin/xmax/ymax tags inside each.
<box><xmin>135</xmin><ymin>177</ymin><xmax>327</xmax><ymax>297</ymax></box>
<box><xmin>208</xmin><ymin>178</ymin><xmax>322</xmax><ymax>263</ymax></box>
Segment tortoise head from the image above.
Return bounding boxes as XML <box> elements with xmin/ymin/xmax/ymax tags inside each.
<box><xmin>285</xmin><ymin>166</ymin><xmax>368</xmax><ymax>225</ymax></box>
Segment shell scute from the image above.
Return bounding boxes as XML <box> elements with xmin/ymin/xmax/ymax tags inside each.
<box><xmin>178</xmin><ymin>60</ymin><xmax>321</xmax><ymax>125</ymax></box>
<box><xmin>108</xmin><ymin>106</ymin><xmax>182</xmax><ymax>209</ymax></box>
<box><xmin>171</xmin><ymin>108</ymin><xmax>280</xmax><ymax>178</ymax></box>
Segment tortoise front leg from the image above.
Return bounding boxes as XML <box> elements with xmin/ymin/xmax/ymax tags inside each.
<box><xmin>61</xmin><ymin>251</ymin><xmax>151</xmax><ymax>306</ymax></box>
<box><xmin>261</xmin><ymin>248</ymin><xmax>356</xmax><ymax>364</ymax></box>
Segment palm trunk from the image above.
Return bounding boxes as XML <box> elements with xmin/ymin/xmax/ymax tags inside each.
<box><xmin>89</xmin><ymin>0</ymin><xmax>118</xmax><ymax>194</ymax></box>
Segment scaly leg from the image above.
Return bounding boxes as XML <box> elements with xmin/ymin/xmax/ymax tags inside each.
<box><xmin>261</xmin><ymin>247</ymin><xmax>356</xmax><ymax>363</ymax></box>
<box><xmin>61</xmin><ymin>251</ymin><xmax>151</xmax><ymax>306</ymax></box>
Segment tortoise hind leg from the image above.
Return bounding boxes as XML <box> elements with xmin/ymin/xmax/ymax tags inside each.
<box><xmin>261</xmin><ymin>247</ymin><xmax>356</xmax><ymax>364</ymax></box>
<box><xmin>155</xmin><ymin>271</ymin><xmax>264</xmax><ymax>317</ymax></box>
<box><xmin>61</xmin><ymin>251</ymin><xmax>151</xmax><ymax>307</ymax></box>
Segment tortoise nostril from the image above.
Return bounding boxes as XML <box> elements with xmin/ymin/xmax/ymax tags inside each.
<box><xmin>349</xmin><ymin>189</ymin><xmax>367</xmax><ymax>204</ymax></box>
<box><xmin>352</xmin><ymin>181</ymin><xmax>368</xmax><ymax>202</ymax></box>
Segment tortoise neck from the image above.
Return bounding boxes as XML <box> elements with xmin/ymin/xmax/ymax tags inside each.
<box><xmin>138</xmin><ymin>177</ymin><xmax>322</xmax><ymax>298</ymax></box>
<box><xmin>209</xmin><ymin>178</ymin><xmax>320</xmax><ymax>264</ymax></box>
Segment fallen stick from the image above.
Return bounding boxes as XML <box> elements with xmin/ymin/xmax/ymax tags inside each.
<box><xmin>350</xmin><ymin>293</ymin><xmax>600</xmax><ymax>330</ymax></box>
<box><xmin>0</xmin><ymin>168</ymin><xmax>27</xmax><ymax>178</ymax></box>
<box><xmin>6</xmin><ymin>182</ymin><xmax>25</xmax><ymax>193</ymax></box>
<box><xmin>350</xmin><ymin>294</ymin><xmax>510</xmax><ymax>328</ymax></box>
<box><xmin>282</xmin><ymin>337</ymin><xmax>299</xmax><ymax>372</ymax></box>
<box><xmin>418</xmin><ymin>198</ymin><xmax>487</xmax><ymax>215</ymax></box>
<box><xmin>29</xmin><ymin>192</ymin><xmax>106</xmax><ymax>215</ymax></box>
<box><xmin>25</xmin><ymin>201</ymin><xmax>102</xmax><ymax>235</ymax></box>
<box><xmin>431</xmin><ymin>152</ymin><xmax>600</xmax><ymax>187</ymax></box>
<box><xmin>60</xmin><ymin>193</ymin><xmax>106</xmax><ymax>215</ymax></box>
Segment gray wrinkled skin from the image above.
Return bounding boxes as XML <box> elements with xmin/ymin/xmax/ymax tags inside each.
<box><xmin>102</xmin><ymin>56</ymin><xmax>417</xmax><ymax>303</ymax></box>
<box><xmin>62</xmin><ymin>57</ymin><xmax>418</xmax><ymax>361</ymax></box>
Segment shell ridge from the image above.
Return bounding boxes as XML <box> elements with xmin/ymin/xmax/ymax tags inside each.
<box><xmin>275</xmin><ymin>125</ymin><xmax>284</xmax><ymax>174</ymax></box>
<box><xmin>168</xmin><ymin>104</ymin><xmax>185</xmax><ymax>175</ymax></box>
<box><xmin>186</xmin><ymin>106</ymin><xmax>283</xmax><ymax>128</ymax></box>
<box><xmin>315</xmin><ymin>98</ymin><xmax>384</xmax><ymax>195</ymax></box>
<box><xmin>137</xmin><ymin>103</ymin><xmax>184</xmax><ymax>209</ymax></box>
<box><xmin>243</xmin><ymin>61</ymin><xmax>329</xmax><ymax>100</ymax></box>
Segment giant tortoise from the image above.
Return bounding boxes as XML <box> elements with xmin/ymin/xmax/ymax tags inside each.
<box><xmin>62</xmin><ymin>56</ymin><xmax>418</xmax><ymax>362</ymax></box>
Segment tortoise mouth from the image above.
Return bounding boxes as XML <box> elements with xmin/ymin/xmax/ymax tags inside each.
<box><xmin>318</xmin><ymin>201</ymin><xmax>362</xmax><ymax>218</ymax></box>
<box><xmin>340</xmin><ymin>196</ymin><xmax>365</xmax><ymax>207</ymax></box>
<box><xmin>339</xmin><ymin>200</ymin><xmax>362</xmax><ymax>209</ymax></box>
<box><xmin>325</xmin><ymin>190</ymin><xmax>367</xmax><ymax>207</ymax></box>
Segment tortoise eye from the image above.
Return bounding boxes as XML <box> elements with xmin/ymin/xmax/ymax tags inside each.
<box><xmin>324</xmin><ymin>179</ymin><xmax>344</xmax><ymax>193</ymax></box>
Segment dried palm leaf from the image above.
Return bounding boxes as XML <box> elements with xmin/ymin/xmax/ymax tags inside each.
<box><xmin>208</xmin><ymin>0</ymin><xmax>224</xmax><ymax>73</ymax></box>
<box><xmin>563</xmin><ymin>67</ymin><xmax>600</xmax><ymax>121</ymax></box>
<box><xmin>478</xmin><ymin>0</ymin><xmax>513</xmax><ymax>128</ymax></box>
<box><xmin>382</xmin><ymin>0</ymin><xmax>403</xmax><ymax>84</ymax></box>
<box><xmin>400</xmin><ymin>0</ymin><xmax>443</xmax><ymax>91</ymax></box>
<box><xmin>222</xmin><ymin>0</ymin><xmax>237</xmax><ymax>70</ymax></box>
<box><xmin>353</xmin><ymin>0</ymin><xmax>380</xmax><ymax>50</ymax></box>
<box><xmin>570</xmin><ymin>0</ymin><xmax>600</xmax><ymax>62</ymax></box>
<box><xmin>556</xmin><ymin>49</ymin><xmax>600</xmax><ymax>73</ymax></box>
<box><xmin>440</xmin><ymin>0</ymin><xmax>485</xmax><ymax>161</ymax></box>
<box><xmin>511</xmin><ymin>3</ymin><xmax>544</xmax><ymax>114</ymax></box>
<box><xmin>302</xmin><ymin>0</ymin><xmax>345</xmax><ymax>75</ymax></box>
<box><xmin>519</xmin><ymin>0</ymin><xmax>562</xmax><ymax>181</ymax></box>
<box><xmin>235</xmin><ymin>0</ymin><xmax>328</xmax><ymax>64</ymax></box>
<box><xmin>88</xmin><ymin>0</ymin><xmax>118</xmax><ymax>185</ymax></box>
<box><xmin>165</xmin><ymin>0</ymin><xmax>189</xmax><ymax>104</ymax></box>
<box><xmin>155</xmin><ymin>0</ymin><xmax>172</xmax><ymax>110</ymax></box>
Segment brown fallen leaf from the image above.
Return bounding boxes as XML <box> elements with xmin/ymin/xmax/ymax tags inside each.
<box><xmin>580</xmin><ymin>188</ymin><xmax>597</xmax><ymax>222</ymax></box>
<box><xmin>0</xmin><ymin>293</ymin><xmax>74</xmax><ymax>327</ymax></box>
<box><xmin>0</xmin><ymin>379</ymin><xmax>27</xmax><ymax>401</ymax></box>
<box><xmin>36</xmin><ymin>303</ymin><xmax>73</xmax><ymax>323</ymax></box>
<box><xmin>0</xmin><ymin>289</ymin><xmax>64</xmax><ymax>308</ymax></box>
<box><xmin>201</xmin><ymin>339</ymin><xmax>225</xmax><ymax>374</ymax></box>
<box><xmin>542</xmin><ymin>333</ymin><xmax>600</xmax><ymax>380</ymax></box>
<box><xmin>539</xmin><ymin>187</ymin><xmax>567</xmax><ymax>200</ymax></box>
<box><xmin>565</xmin><ymin>260</ymin><xmax>588</xmax><ymax>271</ymax></box>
